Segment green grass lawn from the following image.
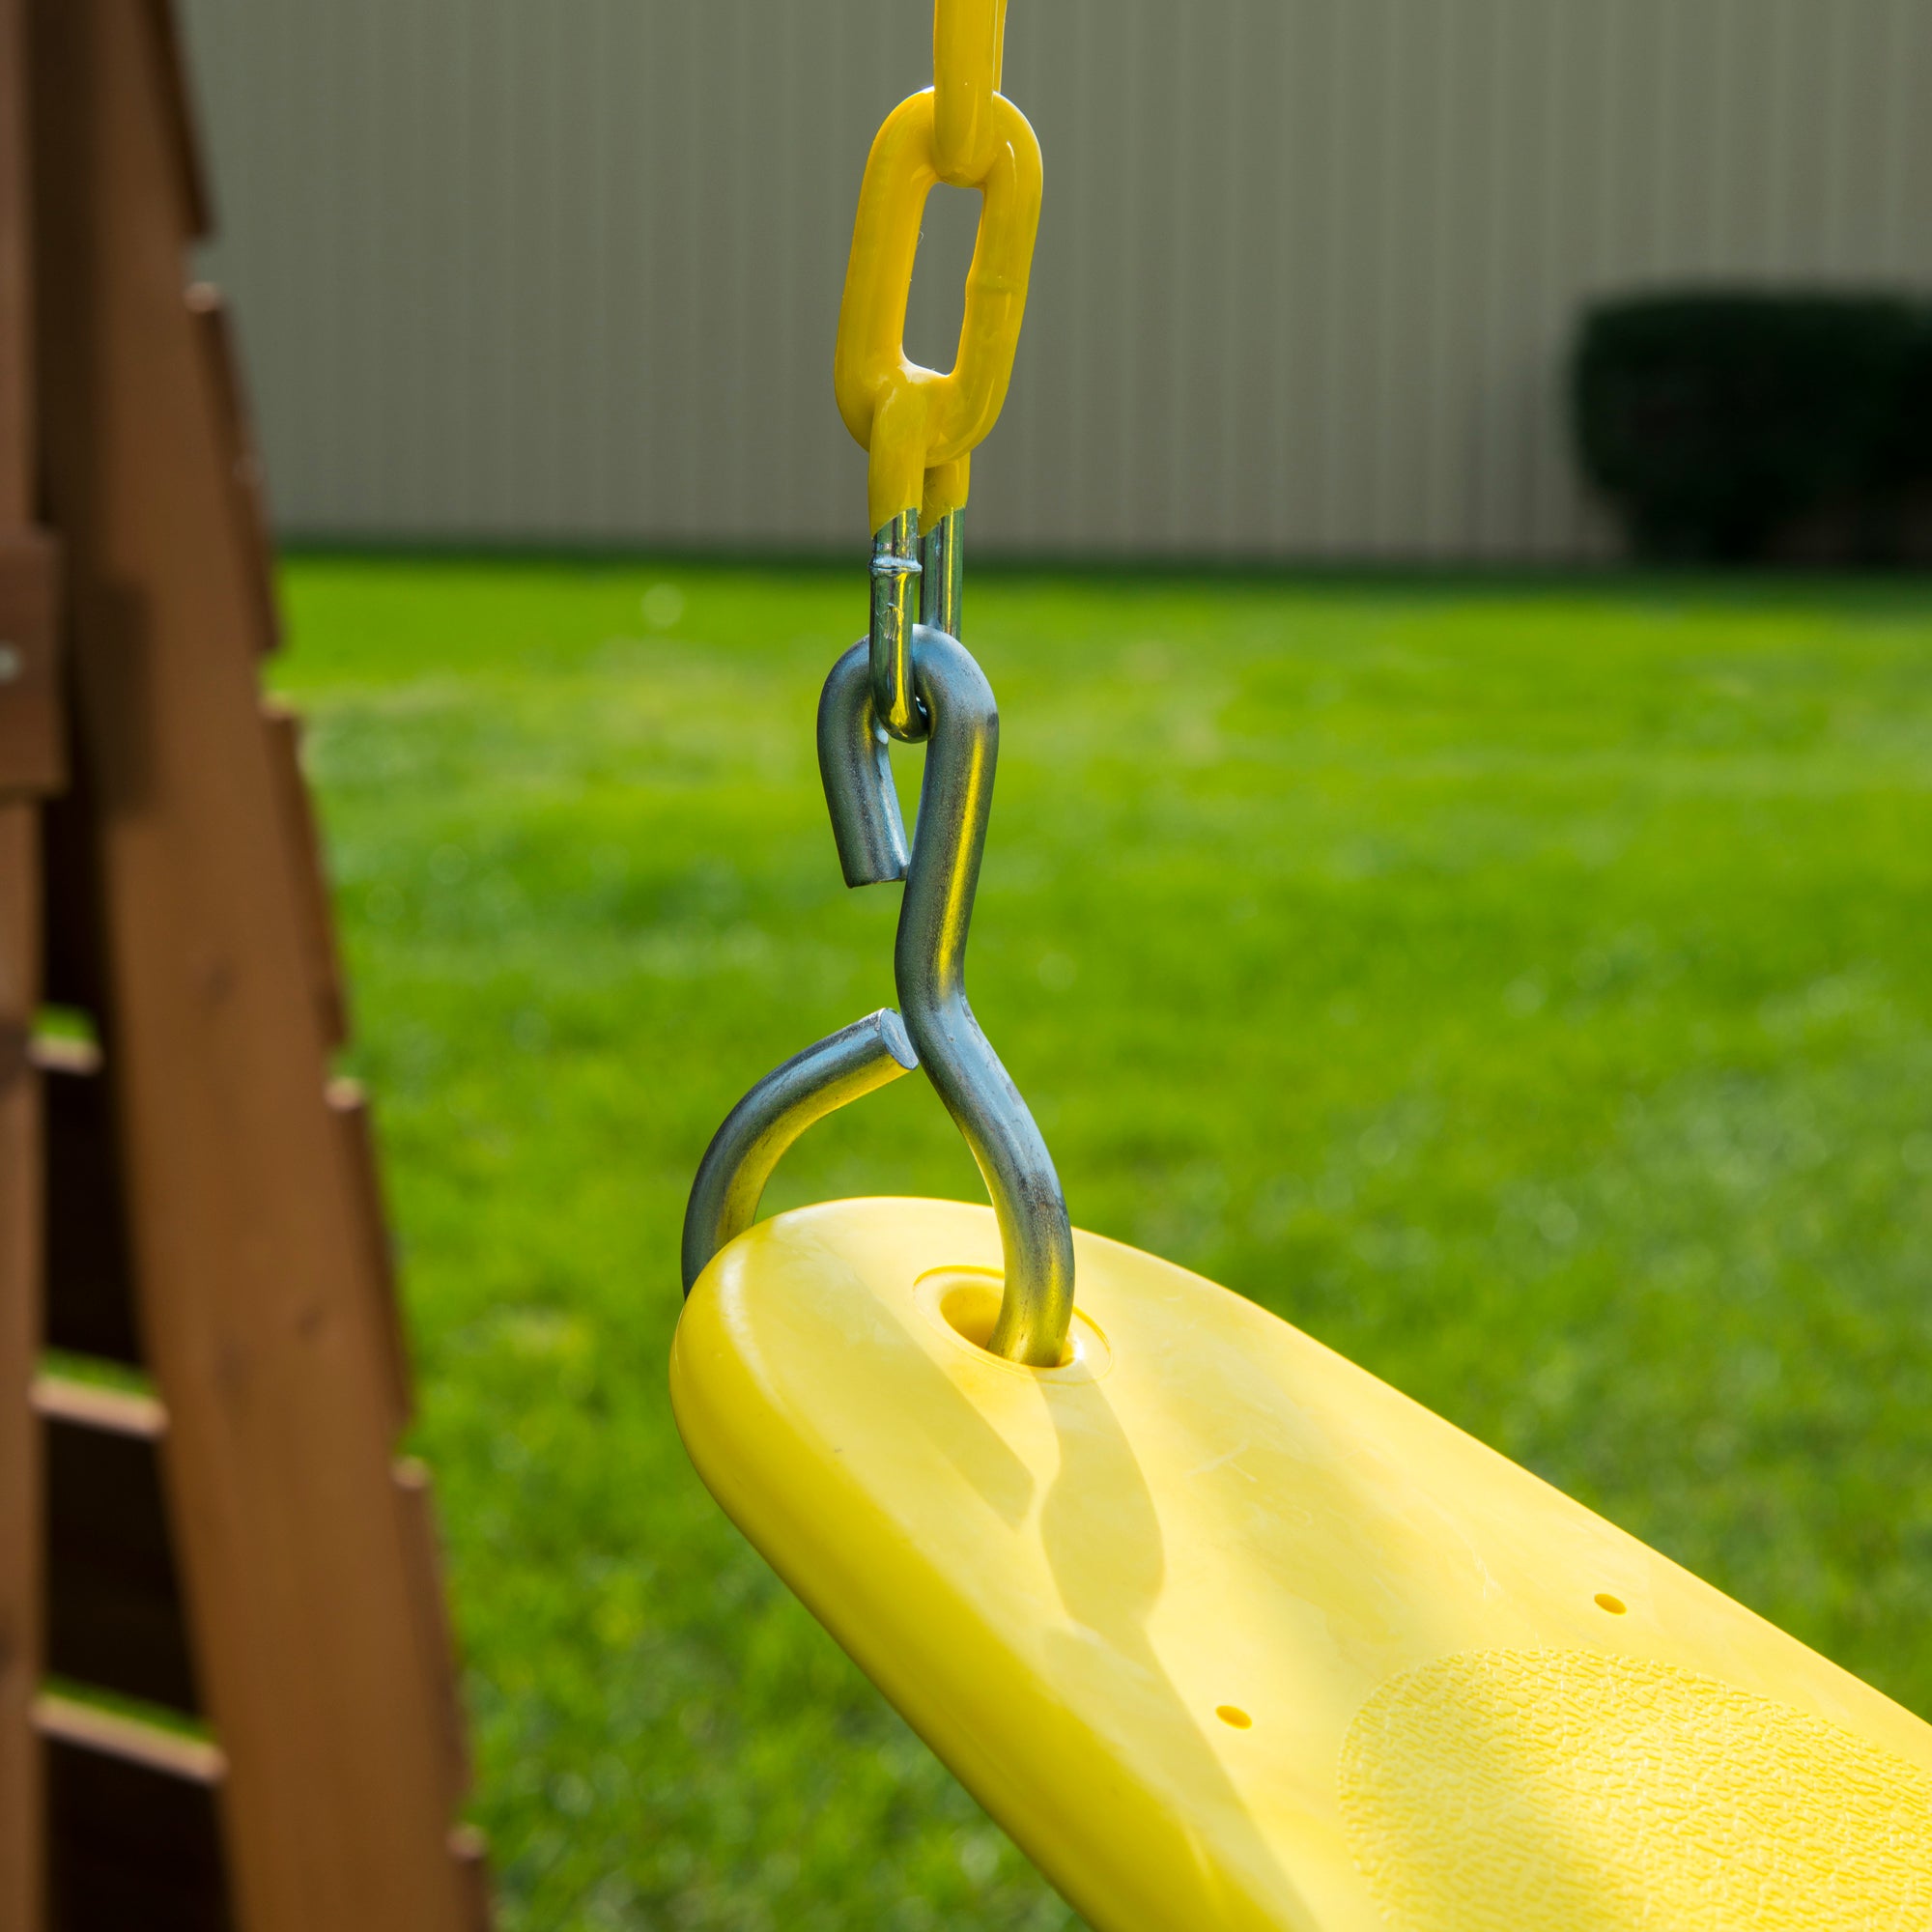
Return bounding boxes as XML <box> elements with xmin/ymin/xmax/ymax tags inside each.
<box><xmin>273</xmin><ymin>556</ymin><xmax>1932</xmax><ymax>1932</ymax></box>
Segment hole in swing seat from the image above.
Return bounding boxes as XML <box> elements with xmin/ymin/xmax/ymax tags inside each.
<box><xmin>1216</xmin><ymin>1705</ymin><xmax>1254</xmax><ymax>1730</ymax></box>
<box><xmin>939</xmin><ymin>1278</ymin><xmax>1074</xmax><ymax>1366</ymax></box>
<box><xmin>1595</xmin><ymin>1593</ymin><xmax>1628</xmax><ymax>1616</ymax></box>
<box><xmin>915</xmin><ymin>1268</ymin><xmax>1112</xmax><ymax>1379</ymax></box>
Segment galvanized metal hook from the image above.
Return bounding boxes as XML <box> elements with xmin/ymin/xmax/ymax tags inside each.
<box><xmin>680</xmin><ymin>1009</ymin><xmax>920</xmax><ymax>1296</ymax></box>
<box><xmin>681</xmin><ymin>627</ymin><xmax>1074</xmax><ymax>1369</ymax></box>
<box><xmin>821</xmin><ymin>624</ymin><xmax>1075</xmax><ymax>1365</ymax></box>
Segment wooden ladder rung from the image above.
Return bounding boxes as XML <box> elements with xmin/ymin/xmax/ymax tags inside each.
<box><xmin>34</xmin><ymin>1035</ymin><xmax>143</xmax><ymax>1366</ymax></box>
<box><xmin>35</xmin><ymin>1690</ymin><xmax>233</xmax><ymax>1932</ymax></box>
<box><xmin>34</xmin><ymin>1374</ymin><xmax>198</xmax><ymax>1718</ymax></box>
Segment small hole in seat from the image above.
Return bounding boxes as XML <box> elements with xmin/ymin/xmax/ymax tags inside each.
<box><xmin>938</xmin><ymin>1279</ymin><xmax>1073</xmax><ymax>1368</ymax></box>
<box><xmin>1215</xmin><ymin>1705</ymin><xmax>1253</xmax><ymax>1730</ymax></box>
<box><xmin>1595</xmin><ymin>1593</ymin><xmax>1628</xmax><ymax>1615</ymax></box>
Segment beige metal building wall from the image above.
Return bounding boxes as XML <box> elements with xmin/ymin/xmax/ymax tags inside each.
<box><xmin>179</xmin><ymin>0</ymin><xmax>1932</xmax><ymax>561</ymax></box>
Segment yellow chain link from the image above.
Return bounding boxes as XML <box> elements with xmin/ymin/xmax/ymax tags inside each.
<box><xmin>833</xmin><ymin>0</ymin><xmax>1041</xmax><ymax>537</ymax></box>
<box><xmin>932</xmin><ymin>0</ymin><xmax>1010</xmax><ymax>183</ymax></box>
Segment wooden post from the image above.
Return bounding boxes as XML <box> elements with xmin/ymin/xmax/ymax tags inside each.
<box><xmin>11</xmin><ymin>2</ymin><xmax>491</xmax><ymax>1926</ymax></box>
<box><xmin>1</xmin><ymin>0</ymin><xmax>47</xmax><ymax>1916</ymax></box>
<box><xmin>0</xmin><ymin>807</ymin><xmax>43</xmax><ymax>1932</ymax></box>
<box><xmin>0</xmin><ymin>0</ymin><xmax>26</xmax><ymax>497</ymax></box>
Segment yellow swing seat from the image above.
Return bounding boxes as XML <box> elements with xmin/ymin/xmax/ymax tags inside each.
<box><xmin>674</xmin><ymin>13</ymin><xmax>1929</xmax><ymax>1919</ymax></box>
<box><xmin>674</xmin><ymin>1196</ymin><xmax>1932</xmax><ymax>1932</ymax></box>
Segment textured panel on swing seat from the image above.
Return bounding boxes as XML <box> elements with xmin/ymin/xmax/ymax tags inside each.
<box><xmin>671</xmin><ymin>1199</ymin><xmax>1932</xmax><ymax>1932</ymax></box>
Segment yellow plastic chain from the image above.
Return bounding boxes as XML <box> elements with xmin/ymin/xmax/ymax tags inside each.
<box><xmin>833</xmin><ymin>0</ymin><xmax>1041</xmax><ymax>536</ymax></box>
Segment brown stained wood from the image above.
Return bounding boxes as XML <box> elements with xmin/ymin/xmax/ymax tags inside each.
<box><xmin>2</xmin><ymin>0</ymin><xmax>41</xmax><ymax>1917</ymax></box>
<box><xmin>188</xmin><ymin>289</ymin><xmax>279</xmax><ymax>658</ymax></box>
<box><xmin>37</xmin><ymin>745</ymin><xmax>108</xmax><ymax>1016</ymax></box>
<box><xmin>267</xmin><ymin>702</ymin><xmax>348</xmax><ymax>1050</ymax></box>
<box><xmin>450</xmin><ymin>1826</ymin><xmax>494</xmax><ymax>1932</ymax></box>
<box><xmin>30</xmin><ymin>2</ymin><xmax>480</xmax><ymax>1926</ymax></box>
<box><xmin>36</xmin><ymin>1375</ymin><xmax>198</xmax><ymax>1716</ymax></box>
<box><xmin>143</xmin><ymin>0</ymin><xmax>210</xmax><ymax>242</ymax></box>
<box><xmin>0</xmin><ymin>0</ymin><xmax>28</xmax><ymax>526</ymax></box>
<box><xmin>0</xmin><ymin>804</ymin><xmax>43</xmax><ymax>1932</ymax></box>
<box><xmin>330</xmin><ymin>1077</ymin><xmax>412</xmax><ymax>1441</ymax></box>
<box><xmin>37</xmin><ymin>1691</ymin><xmax>234</xmax><ymax>1932</ymax></box>
<box><xmin>393</xmin><ymin>1460</ymin><xmax>471</xmax><ymax>1812</ymax></box>
<box><xmin>35</xmin><ymin>1035</ymin><xmax>142</xmax><ymax>1365</ymax></box>
<box><xmin>0</xmin><ymin>526</ymin><xmax>63</xmax><ymax>798</ymax></box>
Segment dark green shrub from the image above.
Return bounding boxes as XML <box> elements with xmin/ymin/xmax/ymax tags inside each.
<box><xmin>1574</xmin><ymin>292</ymin><xmax>1930</xmax><ymax>564</ymax></box>
<box><xmin>1889</xmin><ymin>316</ymin><xmax>1932</xmax><ymax>484</ymax></box>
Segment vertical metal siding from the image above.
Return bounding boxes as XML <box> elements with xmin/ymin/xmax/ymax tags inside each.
<box><xmin>179</xmin><ymin>0</ymin><xmax>1932</xmax><ymax>559</ymax></box>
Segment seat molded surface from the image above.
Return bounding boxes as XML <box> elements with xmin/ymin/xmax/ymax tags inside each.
<box><xmin>671</xmin><ymin>1198</ymin><xmax>1932</xmax><ymax>1932</ymax></box>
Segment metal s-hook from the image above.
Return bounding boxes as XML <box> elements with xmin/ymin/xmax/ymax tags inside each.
<box><xmin>680</xmin><ymin>626</ymin><xmax>1075</xmax><ymax>1369</ymax></box>
<box><xmin>825</xmin><ymin>626</ymin><xmax>1074</xmax><ymax>1365</ymax></box>
<box><xmin>680</xmin><ymin>1007</ymin><xmax>921</xmax><ymax>1297</ymax></box>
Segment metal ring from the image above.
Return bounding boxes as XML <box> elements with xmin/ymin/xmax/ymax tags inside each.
<box><xmin>921</xmin><ymin>509</ymin><xmax>963</xmax><ymax>639</ymax></box>
<box><xmin>870</xmin><ymin>510</ymin><xmax>926</xmax><ymax>740</ymax></box>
